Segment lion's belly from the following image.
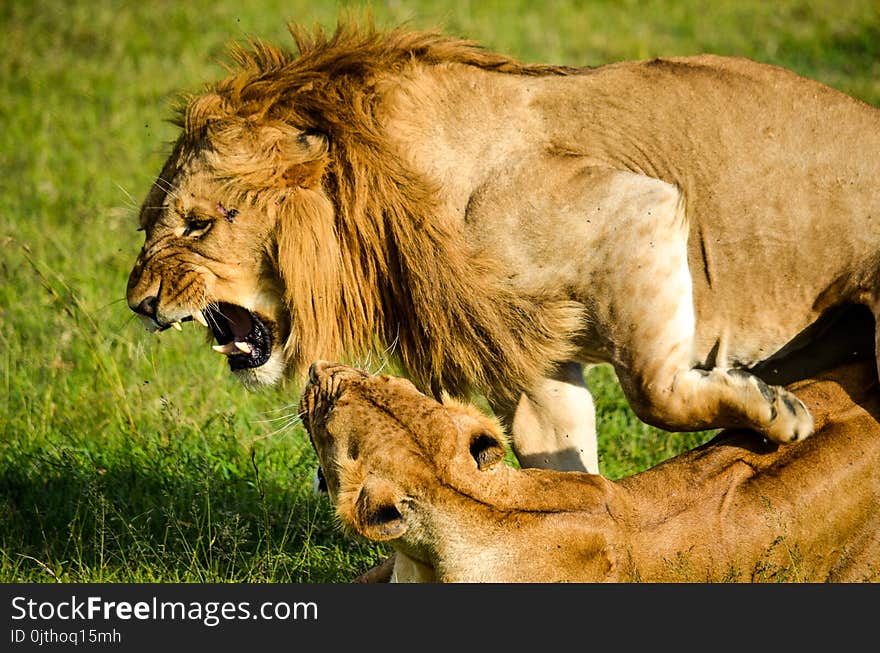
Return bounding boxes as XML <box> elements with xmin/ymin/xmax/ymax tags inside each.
<box><xmin>683</xmin><ymin>187</ymin><xmax>879</xmax><ymax>370</ymax></box>
<box><xmin>690</xmin><ymin>312</ymin><xmax>810</xmax><ymax>370</ymax></box>
<box><xmin>688</xmin><ymin>274</ymin><xmax>821</xmax><ymax>369</ymax></box>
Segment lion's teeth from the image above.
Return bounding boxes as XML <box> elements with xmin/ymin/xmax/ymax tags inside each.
<box><xmin>171</xmin><ymin>321</ymin><xmax>183</xmax><ymax>331</ymax></box>
<box><xmin>193</xmin><ymin>310</ymin><xmax>209</xmax><ymax>328</ymax></box>
<box><xmin>212</xmin><ymin>341</ymin><xmax>251</xmax><ymax>355</ymax></box>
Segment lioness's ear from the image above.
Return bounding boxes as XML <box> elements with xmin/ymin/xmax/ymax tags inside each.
<box><xmin>469</xmin><ymin>431</ymin><xmax>506</xmax><ymax>471</ymax></box>
<box><xmin>443</xmin><ymin>399</ymin><xmax>508</xmax><ymax>471</ymax></box>
<box><xmin>353</xmin><ymin>474</ymin><xmax>407</xmax><ymax>541</ymax></box>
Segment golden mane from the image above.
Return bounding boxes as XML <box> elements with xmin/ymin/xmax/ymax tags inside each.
<box><xmin>171</xmin><ymin>23</ymin><xmax>585</xmax><ymax>403</ymax></box>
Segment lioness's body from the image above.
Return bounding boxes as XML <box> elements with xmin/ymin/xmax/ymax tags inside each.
<box><xmin>301</xmin><ymin>362</ymin><xmax>880</xmax><ymax>582</ymax></box>
<box><xmin>127</xmin><ymin>25</ymin><xmax>880</xmax><ymax>474</ymax></box>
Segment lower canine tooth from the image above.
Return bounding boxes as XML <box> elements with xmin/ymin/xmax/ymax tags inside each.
<box><xmin>212</xmin><ymin>343</ymin><xmax>237</xmax><ymax>355</ymax></box>
<box><xmin>234</xmin><ymin>341</ymin><xmax>252</xmax><ymax>354</ymax></box>
<box><xmin>171</xmin><ymin>321</ymin><xmax>183</xmax><ymax>331</ymax></box>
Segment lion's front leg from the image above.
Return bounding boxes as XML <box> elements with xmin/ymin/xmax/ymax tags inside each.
<box><xmin>494</xmin><ymin>362</ymin><xmax>599</xmax><ymax>474</ymax></box>
<box><xmin>603</xmin><ymin>184</ymin><xmax>814</xmax><ymax>443</ymax></box>
<box><xmin>626</xmin><ymin>365</ymin><xmax>814</xmax><ymax>443</ymax></box>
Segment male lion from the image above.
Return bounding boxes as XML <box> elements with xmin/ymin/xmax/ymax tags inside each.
<box><xmin>127</xmin><ymin>23</ymin><xmax>880</xmax><ymax>474</ymax></box>
<box><xmin>301</xmin><ymin>360</ymin><xmax>880</xmax><ymax>582</ymax></box>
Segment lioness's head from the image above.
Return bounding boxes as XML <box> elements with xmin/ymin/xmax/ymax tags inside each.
<box><xmin>126</xmin><ymin>82</ymin><xmax>342</xmax><ymax>386</ymax></box>
<box><xmin>299</xmin><ymin>361</ymin><xmax>508</xmax><ymax>544</ymax></box>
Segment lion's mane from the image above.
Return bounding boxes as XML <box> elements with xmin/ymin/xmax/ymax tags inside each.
<box><xmin>172</xmin><ymin>23</ymin><xmax>585</xmax><ymax>402</ymax></box>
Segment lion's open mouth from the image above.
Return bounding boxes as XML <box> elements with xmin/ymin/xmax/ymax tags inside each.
<box><xmin>203</xmin><ymin>302</ymin><xmax>273</xmax><ymax>370</ymax></box>
<box><xmin>313</xmin><ymin>466</ymin><xmax>328</xmax><ymax>494</ymax></box>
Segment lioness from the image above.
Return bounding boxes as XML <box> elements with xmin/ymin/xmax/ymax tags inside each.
<box><xmin>301</xmin><ymin>360</ymin><xmax>880</xmax><ymax>582</ymax></box>
<box><xmin>127</xmin><ymin>23</ymin><xmax>880</xmax><ymax>474</ymax></box>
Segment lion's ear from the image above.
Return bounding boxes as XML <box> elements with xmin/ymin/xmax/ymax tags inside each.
<box><xmin>468</xmin><ymin>430</ymin><xmax>506</xmax><ymax>471</ymax></box>
<box><xmin>204</xmin><ymin>119</ymin><xmax>329</xmax><ymax>190</ymax></box>
<box><xmin>279</xmin><ymin>131</ymin><xmax>329</xmax><ymax>189</ymax></box>
<box><xmin>183</xmin><ymin>92</ymin><xmax>228</xmax><ymax>134</ymax></box>
<box><xmin>353</xmin><ymin>474</ymin><xmax>407</xmax><ymax>541</ymax></box>
<box><xmin>281</xmin><ymin>158</ymin><xmax>327</xmax><ymax>189</ymax></box>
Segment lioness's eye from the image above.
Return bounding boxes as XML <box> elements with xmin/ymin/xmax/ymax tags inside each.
<box><xmin>183</xmin><ymin>219</ymin><xmax>212</xmax><ymax>236</ymax></box>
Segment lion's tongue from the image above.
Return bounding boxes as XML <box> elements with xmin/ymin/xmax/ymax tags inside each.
<box><xmin>222</xmin><ymin>303</ymin><xmax>253</xmax><ymax>340</ymax></box>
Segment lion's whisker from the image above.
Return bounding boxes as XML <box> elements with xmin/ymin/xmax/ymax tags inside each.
<box><xmin>92</xmin><ymin>299</ymin><xmax>143</xmax><ymax>336</ymax></box>
<box><xmin>258</xmin><ymin>402</ymin><xmax>302</xmax><ymax>416</ymax></box>
<box><xmin>115</xmin><ymin>182</ymin><xmax>140</xmax><ymax>207</ymax></box>
<box><xmin>254</xmin><ymin>410</ymin><xmax>304</xmax><ymax>424</ymax></box>
<box><xmin>255</xmin><ymin>412</ymin><xmax>305</xmax><ymax>440</ymax></box>
<box><xmin>203</xmin><ymin>300</ymin><xmax>229</xmax><ymax>332</ymax></box>
<box><xmin>153</xmin><ymin>176</ymin><xmax>180</xmax><ymax>201</ymax></box>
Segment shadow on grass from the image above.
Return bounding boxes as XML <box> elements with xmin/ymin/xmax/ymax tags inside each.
<box><xmin>0</xmin><ymin>438</ymin><xmax>388</xmax><ymax>583</ymax></box>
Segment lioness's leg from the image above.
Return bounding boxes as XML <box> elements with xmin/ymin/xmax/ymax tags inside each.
<box><xmin>390</xmin><ymin>552</ymin><xmax>437</xmax><ymax>583</ymax></box>
<box><xmin>352</xmin><ymin>555</ymin><xmax>396</xmax><ymax>583</ymax></box>
<box><xmin>495</xmin><ymin>362</ymin><xmax>599</xmax><ymax>473</ymax></box>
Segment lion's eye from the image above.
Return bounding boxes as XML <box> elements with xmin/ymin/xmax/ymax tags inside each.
<box><xmin>182</xmin><ymin>219</ymin><xmax>212</xmax><ymax>236</ymax></box>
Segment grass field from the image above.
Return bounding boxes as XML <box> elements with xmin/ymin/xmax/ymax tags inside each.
<box><xmin>2</xmin><ymin>0</ymin><xmax>879</xmax><ymax>583</ymax></box>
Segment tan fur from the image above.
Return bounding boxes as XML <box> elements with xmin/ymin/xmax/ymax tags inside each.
<box><xmin>128</xmin><ymin>22</ymin><xmax>880</xmax><ymax>474</ymax></box>
<box><xmin>301</xmin><ymin>361</ymin><xmax>880</xmax><ymax>582</ymax></box>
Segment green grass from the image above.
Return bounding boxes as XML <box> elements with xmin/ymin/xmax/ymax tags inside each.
<box><xmin>2</xmin><ymin>0</ymin><xmax>878</xmax><ymax>583</ymax></box>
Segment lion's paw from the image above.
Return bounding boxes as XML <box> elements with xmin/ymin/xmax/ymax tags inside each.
<box><xmin>764</xmin><ymin>386</ymin><xmax>814</xmax><ymax>444</ymax></box>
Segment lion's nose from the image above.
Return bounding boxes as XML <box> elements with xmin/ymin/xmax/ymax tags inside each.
<box><xmin>131</xmin><ymin>295</ymin><xmax>159</xmax><ymax>319</ymax></box>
